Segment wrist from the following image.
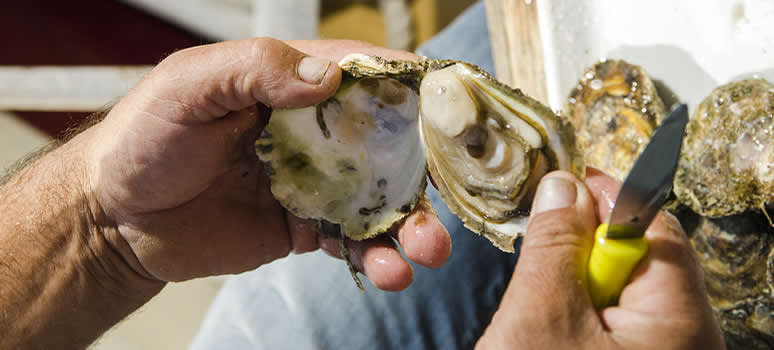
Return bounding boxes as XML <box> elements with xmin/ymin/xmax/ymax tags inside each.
<box><xmin>0</xmin><ymin>126</ymin><xmax>164</xmax><ymax>349</ymax></box>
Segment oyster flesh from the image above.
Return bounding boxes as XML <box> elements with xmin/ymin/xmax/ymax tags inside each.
<box><xmin>256</xmin><ymin>54</ymin><xmax>583</xmax><ymax>252</ymax></box>
<box><xmin>674</xmin><ymin>78</ymin><xmax>774</xmax><ymax>218</ymax></box>
<box><xmin>566</xmin><ymin>59</ymin><xmax>665</xmax><ymax>180</ymax></box>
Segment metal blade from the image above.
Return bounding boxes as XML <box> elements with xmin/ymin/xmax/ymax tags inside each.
<box><xmin>606</xmin><ymin>104</ymin><xmax>689</xmax><ymax>239</ymax></box>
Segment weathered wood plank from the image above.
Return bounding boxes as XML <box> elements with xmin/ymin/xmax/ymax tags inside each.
<box><xmin>484</xmin><ymin>0</ymin><xmax>548</xmax><ymax>104</ymax></box>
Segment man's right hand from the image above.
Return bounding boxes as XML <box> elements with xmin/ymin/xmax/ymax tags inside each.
<box><xmin>476</xmin><ymin>168</ymin><xmax>724</xmax><ymax>349</ymax></box>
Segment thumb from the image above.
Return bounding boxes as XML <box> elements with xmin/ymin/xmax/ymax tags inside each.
<box><xmin>141</xmin><ymin>37</ymin><xmax>342</xmax><ymax>122</ymax></box>
<box><xmin>512</xmin><ymin>171</ymin><xmax>599</xmax><ymax>322</ymax></box>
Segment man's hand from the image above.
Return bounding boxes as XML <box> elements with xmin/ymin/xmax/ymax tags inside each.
<box><xmin>0</xmin><ymin>38</ymin><xmax>452</xmax><ymax>349</ymax></box>
<box><xmin>83</xmin><ymin>38</ymin><xmax>451</xmax><ymax>289</ymax></box>
<box><xmin>476</xmin><ymin>168</ymin><xmax>724</xmax><ymax>349</ymax></box>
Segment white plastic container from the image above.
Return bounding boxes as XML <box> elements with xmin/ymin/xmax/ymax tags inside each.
<box><xmin>489</xmin><ymin>0</ymin><xmax>774</xmax><ymax>112</ymax></box>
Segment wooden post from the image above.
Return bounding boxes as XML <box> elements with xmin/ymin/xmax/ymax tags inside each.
<box><xmin>484</xmin><ymin>0</ymin><xmax>548</xmax><ymax>104</ymax></box>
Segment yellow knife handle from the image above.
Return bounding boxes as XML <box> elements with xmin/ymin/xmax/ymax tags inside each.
<box><xmin>587</xmin><ymin>223</ymin><xmax>648</xmax><ymax>309</ymax></box>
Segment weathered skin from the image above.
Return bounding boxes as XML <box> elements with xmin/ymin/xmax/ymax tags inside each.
<box><xmin>566</xmin><ymin>59</ymin><xmax>665</xmax><ymax>180</ymax></box>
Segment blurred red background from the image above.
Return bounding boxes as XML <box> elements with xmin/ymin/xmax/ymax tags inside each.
<box><xmin>2</xmin><ymin>0</ymin><xmax>207</xmax><ymax>137</ymax></box>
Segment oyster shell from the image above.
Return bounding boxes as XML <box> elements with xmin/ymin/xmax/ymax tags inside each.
<box><xmin>566</xmin><ymin>59</ymin><xmax>666</xmax><ymax>180</ymax></box>
<box><xmin>256</xmin><ymin>54</ymin><xmax>583</xmax><ymax>251</ymax></box>
<box><xmin>681</xmin><ymin>212</ymin><xmax>774</xmax><ymax>349</ymax></box>
<box><xmin>672</xmin><ymin>78</ymin><xmax>774</xmax><ymax>349</ymax></box>
<box><xmin>420</xmin><ymin>62</ymin><xmax>583</xmax><ymax>250</ymax></box>
<box><xmin>674</xmin><ymin>78</ymin><xmax>774</xmax><ymax>218</ymax></box>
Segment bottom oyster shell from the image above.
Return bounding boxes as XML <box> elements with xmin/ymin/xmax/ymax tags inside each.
<box><xmin>419</xmin><ymin>63</ymin><xmax>583</xmax><ymax>251</ymax></box>
<box><xmin>681</xmin><ymin>211</ymin><xmax>774</xmax><ymax>349</ymax></box>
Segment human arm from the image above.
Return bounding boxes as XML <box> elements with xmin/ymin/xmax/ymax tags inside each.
<box><xmin>0</xmin><ymin>38</ymin><xmax>452</xmax><ymax>349</ymax></box>
<box><xmin>475</xmin><ymin>168</ymin><xmax>724</xmax><ymax>349</ymax></box>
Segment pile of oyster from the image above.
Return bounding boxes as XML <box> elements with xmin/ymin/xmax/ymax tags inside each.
<box><xmin>256</xmin><ymin>52</ymin><xmax>774</xmax><ymax>347</ymax></box>
<box><xmin>568</xmin><ymin>59</ymin><xmax>774</xmax><ymax>349</ymax></box>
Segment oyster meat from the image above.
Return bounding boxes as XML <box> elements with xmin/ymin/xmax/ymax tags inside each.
<box><xmin>566</xmin><ymin>59</ymin><xmax>665</xmax><ymax>180</ymax></box>
<box><xmin>674</xmin><ymin>78</ymin><xmax>774</xmax><ymax>218</ymax></box>
<box><xmin>420</xmin><ymin>62</ymin><xmax>583</xmax><ymax>250</ymax></box>
<box><xmin>256</xmin><ymin>54</ymin><xmax>583</xmax><ymax>252</ymax></box>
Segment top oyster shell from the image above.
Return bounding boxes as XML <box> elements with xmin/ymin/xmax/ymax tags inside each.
<box><xmin>256</xmin><ymin>54</ymin><xmax>583</xmax><ymax>251</ymax></box>
<box><xmin>566</xmin><ymin>59</ymin><xmax>666</xmax><ymax>180</ymax></box>
<box><xmin>674</xmin><ymin>78</ymin><xmax>774</xmax><ymax>217</ymax></box>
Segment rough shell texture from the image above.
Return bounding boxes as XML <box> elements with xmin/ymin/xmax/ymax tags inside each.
<box><xmin>674</xmin><ymin>78</ymin><xmax>774</xmax><ymax>217</ymax></box>
<box><xmin>566</xmin><ymin>59</ymin><xmax>665</xmax><ymax>180</ymax></box>
<box><xmin>681</xmin><ymin>212</ymin><xmax>774</xmax><ymax>349</ymax></box>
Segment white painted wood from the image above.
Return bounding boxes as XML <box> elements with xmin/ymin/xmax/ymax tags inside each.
<box><xmin>0</xmin><ymin>66</ymin><xmax>152</xmax><ymax>111</ymax></box>
<box><xmin>120</xmin><ymin>0</ymin><xmax>252</xmax><ymax>40</ymax></box>
<box><xmin>0</xmin><ymin>112</ymin><xmax>50</xmax><ymax>172</ymax></box>
<box><xmin>252</xmin><ymin>0</ymin><xmax>320</xmax><ymax>40</ymax></box>
<box><xmin>380</xmin><ymin>0</ymin><xmax>414</xmax><ymax>50</ymax></box>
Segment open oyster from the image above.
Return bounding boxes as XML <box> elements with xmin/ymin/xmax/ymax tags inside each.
<box><xmin>566</xmin><ymin>59</ymin><xmax>665</xmax><ymax>180</ymax></box>
<box><xmin>256</xmin><ymin>54</ymin><xmax>583</xmax><ymax>252</ymax></box>
<box><xmin>674</xmin><ymin>78</ymin><xmax>774</xmax><ymax>218</ymax></box>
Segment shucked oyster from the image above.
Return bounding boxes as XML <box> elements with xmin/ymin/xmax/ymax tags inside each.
<box><xmin>256</xmin><ymin>54</ymin><xmax>583</xmax><ymax>252</ymax></box>
<box><xmin>674</xmin><ymin>78</ymin><xmax>774</xmax><ymax>218</ymax></box>
<box><xmin>419</xmin><ymin>61</ymin><xmax>583</xmax><ymax>250</ymax></box>
<box><xmin>566</xmin><ymin>59</ymin><xmax>666</xmax><ymax>180</ymax></box>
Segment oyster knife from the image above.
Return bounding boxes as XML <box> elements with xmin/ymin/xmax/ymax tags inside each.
<box><xmin>586</xmin><ymin>103</ymin><xmax>689</xmax><ymax>309</ymax></box>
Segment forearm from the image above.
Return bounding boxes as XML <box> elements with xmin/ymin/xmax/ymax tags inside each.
<box><xmin>0</xmin><ymin>129</ymin><xmax>164</xmax><ymax>349</ymax></box>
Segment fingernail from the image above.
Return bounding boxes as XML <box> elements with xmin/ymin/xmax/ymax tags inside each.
<box><xmin>532</xmin><ymin>176</ymin><xmax>577</xmax><ymax>214</ymax></box>
<box><xmin>298</xmin><ymin>56</ymin><xmax>331</xmax><ymax>84</ymax></box>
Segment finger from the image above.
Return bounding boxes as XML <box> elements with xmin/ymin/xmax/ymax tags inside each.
<box><xmin>286</xmin><ymin>214</ymin><xmax>319</xmax><ymax>254</ymax></box>
<box><xmin>507</xmin><ymin>171</ymin><xmax>600</xmax><ymax>323</ymax></box>
<box><xmin>138</xmin><ymin>37</ymin><xmax>342</xmax><ymax>123</ymax></box>
<box><xmin>319</xmin><ymin>235</ymin><xmax>414</xmax><ymax>291</ymax></box>
<box><xmin>391</xmin><ymin>196</ymin><xmax>451</xmax><ymax>269</ymax></box>
<box><xmin>286</xmin><ymin>39</ymin><xmax>419</xmax><ymax>63</ymax></box>
<box><xmin>583</xmin><ymin>168</ymin><xmax>705</xmax><ymax>309</ymax></box>
<box><xmin>615</xmin><ymin>211</ymin><xmax>707</xmax><ymax>313</ymax></box>
<box><xmin>583</xmin><ymin>167</ymin><xmax>619</xmax><ymax>218</ymax></box>
<box><xmin>587</xmin><ymin>172</ymin><xmax>723</xmax><ymax>347</ymax></box>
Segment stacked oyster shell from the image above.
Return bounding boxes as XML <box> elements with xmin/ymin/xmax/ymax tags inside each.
<box><xmin>257</xmin><ymin>54</ymin><xmax>583</xmax><ymax>252</ymax></box>
<box><xmin>676</xmin><ymin>79</ymin><xmax>774</xmax><ymax>349</ymax></box>
<box><xmin>567</xmin><ymin>60</ymin><xmax>774</xmax><ymax>349</ymax></box>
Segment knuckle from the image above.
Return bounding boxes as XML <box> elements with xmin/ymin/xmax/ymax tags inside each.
<box><xmin>524</xmin><ymin>209</ymin><xmax>588</xmax><ymax>251</ymax></box>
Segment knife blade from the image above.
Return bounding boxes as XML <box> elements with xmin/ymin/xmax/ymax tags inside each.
<box><xmin>606</xmin><ymin>103</ymin><xmax>689</xmax><ymax>239</ymax></box>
